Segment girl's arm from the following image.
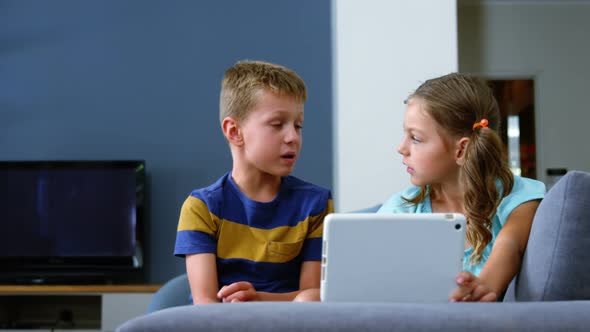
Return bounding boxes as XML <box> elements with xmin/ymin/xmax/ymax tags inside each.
<box><xmin>186</xmin><ymin>253</ymin><xmax>220</xmax><ymax>304</ymax></box>
<box><xmin>450</xmin><ymin>200</ymin><xmax>541</xmax><ymax>301</ymax></box>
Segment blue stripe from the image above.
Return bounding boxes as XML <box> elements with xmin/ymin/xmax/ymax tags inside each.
<box><xmin>174</xmin><ymin>230</ymin><xmax>217</xmax><ymax>256</ymax></box>
<box><xmin>217</xmin><ymin>257</ymin><xmax>301</xmax><ymax>293</ymax></box>
<box><xmin>190</xmin><ymin>173</ymin><xmax>331</xmax><ymax>230</ymax></box>
<box><xmin>301</xmin><ymin>237</ymin><xmax>322</xmax><ymax>261</ymax></box>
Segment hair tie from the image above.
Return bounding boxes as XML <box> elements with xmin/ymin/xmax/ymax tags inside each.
<box><xmin>472</xmin><ymin>119</ymin><xmax>488</xmax><ymax>131</ymax></box>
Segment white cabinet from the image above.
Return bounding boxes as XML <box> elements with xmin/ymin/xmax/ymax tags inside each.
<box><xmin>0</xmin><ymin>285</ymin><xmax>160</xmax><ymax>332</ymax></box>
<box><xmin>101</xmin><ymin>293</ymin><xmax>154</xmax><ymax>332</ymax></box>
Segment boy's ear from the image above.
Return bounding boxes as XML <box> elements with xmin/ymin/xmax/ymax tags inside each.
<box><xmin>221</xmin><ymin>116</ymin><xmax>243</xmax><ymax>146</ymax></box>
<box><xmin>455</xmin><ymin>137</ymin><xmax>469</xmax><ymax>166</ymax></box>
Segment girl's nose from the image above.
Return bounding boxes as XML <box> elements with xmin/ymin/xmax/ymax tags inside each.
<box><xmin>397</xmin><ymin>141</ymin><xmax>407</xmax><ymax>156</ymax></box>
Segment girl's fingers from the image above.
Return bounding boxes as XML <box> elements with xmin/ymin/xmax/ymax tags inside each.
<box><xmin>455</xmin><ymin>271</ymin><xmax>475</xmax><ymax>286</ymax></box>
<box><xmin>480</xmin><ymin>292</ymin><xmax>498</xmax><ymax>302</ymax></box>
<box><xmin>461</xmin><ymin>293</ymin><xmax>472</xmax><ymax>302</ymax></box>
<box><xmin>450</xmin><ymin>282</ymin><xmax>498</xmax><ymax>302</ymax></box>
<box><xmin>449</xmin><ymin>285</ymin><xmax>473</xmax><ymax>302</ymax></box>
<box><xmin>471</xmin><ymin>284</ymin><xmax>490</xmax><ymax>301</ymax></box>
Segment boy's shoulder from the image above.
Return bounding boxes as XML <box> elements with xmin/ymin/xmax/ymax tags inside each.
<box><xmin>281</xmin><ymin>175</ymin><xmax>331</xmax><ymax>196</ymax></box>
<box><xmin>186</xmin><ymin>172</ymin><xmax>231</xmax><ymax>203</ymax></box>
<box><xmin>185</xmin><ymin>173</ymin><xmax>331</xmax><ymax>210</ymax></box>
<box><xmin>278</xmin><ymin>176</ymin><xmax>332</xmax><ymax>216</ymax></box>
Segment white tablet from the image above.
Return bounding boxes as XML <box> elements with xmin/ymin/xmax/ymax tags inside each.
<box><xmin>320</xmin><ymin>213</ymin><xmax>466</xmax><ymax>303</ymax></box>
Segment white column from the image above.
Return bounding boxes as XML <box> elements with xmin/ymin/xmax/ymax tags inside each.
<box><xmin>333</xmin><ymin>0</ymin><xmax>458</xmax><ymax>211</ymax></box>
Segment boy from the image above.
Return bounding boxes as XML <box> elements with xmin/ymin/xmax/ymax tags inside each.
<box><xmin>174</xmin><ymin>60</ymin><xmax>333</xmax><ymax>304</ymax></box>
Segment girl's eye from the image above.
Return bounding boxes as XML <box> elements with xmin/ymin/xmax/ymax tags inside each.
<box><xmin>270</xmin><ymin>122</ymin><xmax>282</xmax><ymax>127</ymax></box>
<box><xmin>295</xmin><ymin>124</ymin><xmax>303</xmax><ymax>130</ymax></box>
<box><xmin>411</xmin><ymin>136</ymin><xmax>421</xmax><ymax>143</ymax></box>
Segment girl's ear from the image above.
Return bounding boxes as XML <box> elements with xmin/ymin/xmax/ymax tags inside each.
<box><xmin>455</xmin><ymin>137</ymin><xmax>469</xmax><ymax>166</ymax></box>
<box><xmin>221</xmin><ymin>117</ymin><xmax>243</xmax><ymax>146</ymax></box>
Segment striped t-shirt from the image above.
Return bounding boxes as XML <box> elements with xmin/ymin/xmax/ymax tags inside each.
<box><xmin>174</xmin><ymin>172</ymin><xmax>333</xmax><ymax>293</ymax></box>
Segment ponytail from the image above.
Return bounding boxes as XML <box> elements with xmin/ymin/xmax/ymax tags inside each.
<box><xmin>462</xmin><ymin>128</ymin><xmax>513</xmax><ymax>264</ymax></box>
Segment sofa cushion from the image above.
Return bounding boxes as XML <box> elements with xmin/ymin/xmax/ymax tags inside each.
<box><xmin>147</xmin><ymin>274</ymin><xmax>190</xmax><ymax>313</ymax></box>
<box><xmin>507</xmin><ymin>171</ymin><xmax>590</xmax><ymax>301</ymax></box>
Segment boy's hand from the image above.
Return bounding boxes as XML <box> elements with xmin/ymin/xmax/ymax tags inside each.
<box><xmin>217</xmin><ymin>281</ymin><xmax>259</xmax><ymax>303</ymax></box>
<box><xmin>449</xmin><ymin>271</ymin><xmax>497</xmax><ymax>302</ymax></box>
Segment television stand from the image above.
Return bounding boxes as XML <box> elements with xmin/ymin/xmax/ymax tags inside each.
<box><xmin>0</xmin><ymin>284</ymin><xmax>160</xmax><ymax>332</ymax></box>
<box><xmin>0</xmin><ymin>269</ymin><xmax>145</xmax><ymax>286</ymax></box>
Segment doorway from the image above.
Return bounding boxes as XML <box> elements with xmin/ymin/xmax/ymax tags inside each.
<box><xmin>486</xmin><ymin>79</ymin><xmax>537</xmax><ymax>179</ymax></box>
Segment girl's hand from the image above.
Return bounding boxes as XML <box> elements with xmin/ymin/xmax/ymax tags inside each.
<box><xmin>217</xmin><ymin>281</ymin><xmax>259</xmax><ymax>303</ymax></box>
<box><xmin>449</xmin><ymin>271</ymin><xmax>497</xmax><ymax>302</ymax></box>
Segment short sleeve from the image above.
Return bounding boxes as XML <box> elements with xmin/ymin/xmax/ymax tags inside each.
<box><xmin>496</xmin><ymin>176</ymin><xmax>546</xmax><ymax>226</ymax></box>
<box><xmin>301</xmin><ymin>190</ymin><xmax>333</xmax><ymax>261</ymax></box>
<box><xmin>174</xmin><ymin>195</ymin><xmax>219</xmax><ymax>257</ymax></box>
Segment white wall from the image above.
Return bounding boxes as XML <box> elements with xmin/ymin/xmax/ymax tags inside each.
<box><xmin>333</xmin><ymin>0</ymin><xmax>458</xmax><ymax>211</ymax></box>
<box><xmin>459</xmin><ymin>2</ymin><xmax>590</xmax><ymax>183</ymax></box>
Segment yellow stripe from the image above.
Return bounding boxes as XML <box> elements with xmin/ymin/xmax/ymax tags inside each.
<box><xmin>307</xmin><ymin>199</ymin><xmax>333</xmax><ymax>239</ymax></box>
<box><xmin>217</xmin><ymin>199</ymin><xmax>334</xmax><ymax>262</ymax></box>
<box><xmin>217</xmin><ymin>219</ymin><xmax>305</xmax><ymax>263</ymax></box>
<box><xmin>177</xmin><ymin>196</ymin><xmax>219</xmax><ymax>235</ymax></box>
<box><xmin>178</xmin><ymin>196</ymin><xmax>334</xmax><ymax>263</ymax></box>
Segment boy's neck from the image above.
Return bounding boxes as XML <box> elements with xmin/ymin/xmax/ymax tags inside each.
<box><xmin>230</xmin><ymin>169</ymin><xmax>282</xmax><ymax>203</ymax></box>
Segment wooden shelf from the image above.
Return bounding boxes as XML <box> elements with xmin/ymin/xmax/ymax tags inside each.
<box><xmin>0</xmin><ymin>284</ymin><xmax>161</xmax><ymax>294</ymax></box>
<box><xmin>0</xmin><ymin>286</ymin><xmax>160</xmax><ymax>331</ymax></box>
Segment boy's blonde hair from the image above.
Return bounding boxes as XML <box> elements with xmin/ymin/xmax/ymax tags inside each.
<box><xmin>220</xmin><ymin>60</ymin><xmax>307</xmax><ymax>124</ymax></box>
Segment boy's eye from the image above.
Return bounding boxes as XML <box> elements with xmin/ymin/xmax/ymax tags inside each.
<box><xmin>411</xmin><ymin>136</ymin><xmax>421</xmax><ymax>143</ymax></box>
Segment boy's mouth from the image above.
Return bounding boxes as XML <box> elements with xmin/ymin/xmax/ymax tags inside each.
<box><xmin>281</xmin><ymin>152</ymin><xmax>296</xmax><ymax>160</ymax></box>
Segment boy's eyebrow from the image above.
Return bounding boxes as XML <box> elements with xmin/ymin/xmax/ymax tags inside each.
<box><xmin>266</xmin><ymin>109</ymin><xmax>304</xmax><ymax>117</ymax></box>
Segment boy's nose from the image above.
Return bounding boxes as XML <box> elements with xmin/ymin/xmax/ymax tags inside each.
<box><xmin>285</xmin><ymin>127</ymin><xmax>301</xmax><ymax>143</ymax></box>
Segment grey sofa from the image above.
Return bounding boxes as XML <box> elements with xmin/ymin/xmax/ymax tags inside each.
<box><xmin>117</xmin><ymin>171</ymin><xmax>590</xmax><ymax>331</ymax></box>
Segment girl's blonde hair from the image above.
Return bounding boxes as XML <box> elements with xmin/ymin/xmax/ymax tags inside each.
<box><xmin>405</xmin><ymin>73</ymin><xmax>514</xmax><ymax>264</ymax></box>
<box><xmin>219</xmin><ymin>60</ymin><xmax>307</xmax><ymax>124</ymax></box>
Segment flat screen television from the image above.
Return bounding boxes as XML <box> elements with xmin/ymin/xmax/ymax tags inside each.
<box><xmin>0</xmin><ymin>160</ymin><xmax>146</xmax><ymax>285</ymax></box>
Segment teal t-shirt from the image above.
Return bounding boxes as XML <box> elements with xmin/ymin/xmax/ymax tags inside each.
<box><xmin>377</xmin><ymin>176</ymin><xmax>545</xmax><ymax>275</ymax></box>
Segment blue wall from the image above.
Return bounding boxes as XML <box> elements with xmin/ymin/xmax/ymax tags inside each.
<box><xmin>0</xmin><ymin>0</ymin><xmax>332</xmax><ymax>283</ymax></box>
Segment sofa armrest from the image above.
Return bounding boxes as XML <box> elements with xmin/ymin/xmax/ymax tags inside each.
<box><xmin>117</xmin><ymin>301</ymin><xmax>590</xmax><ymax>332</ymax></box>
<box><xmin>506</xmin><ymin>171</ymin><xmax>590</xmax><ymax>301</ymax></box>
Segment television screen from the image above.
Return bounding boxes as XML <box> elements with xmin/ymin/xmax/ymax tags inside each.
<box><xmin>0</xmin><ymin>161</ymin><xmax>145</xmax><ymax>284</ymax></box>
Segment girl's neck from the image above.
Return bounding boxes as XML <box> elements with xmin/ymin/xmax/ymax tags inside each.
<box><xmin>231</xmin><ymin>168</ymin><xmax>282</xmax><ymax>203</ymax></box>
<box><xmin>430</xmin><ymin>182</ymin><xmax>465</xmax><ymax>213</ymax></box>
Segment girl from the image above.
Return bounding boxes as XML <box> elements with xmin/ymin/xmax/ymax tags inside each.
<box><xmin>378</xmin><ymin>73</ymin><xmax>545</xmax><ymax>302</ymax></box>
